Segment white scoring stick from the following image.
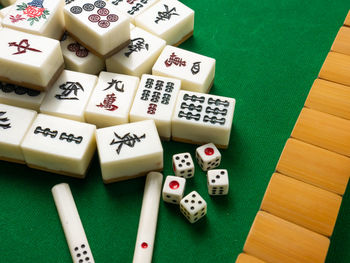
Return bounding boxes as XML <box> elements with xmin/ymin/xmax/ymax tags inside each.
<box><xmin>133</xmin><ymin>172</ymin><xmax>163</xmax><ymax>263</ymax></box>
<box><xmin>52</xmin><ymin>183</ymin><xmax>95</xmax><ymax>263</ymax></box>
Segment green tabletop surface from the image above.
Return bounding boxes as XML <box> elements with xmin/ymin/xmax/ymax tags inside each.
<box><xmin>1</xmin><ymin>0</ymin><xmax>350</xmax><ymax>262</ymax></box>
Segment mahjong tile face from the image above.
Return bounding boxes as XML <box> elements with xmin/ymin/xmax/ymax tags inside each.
<box><xmin>0</xmin><ymin>103</ymin><xmax>37</xmax><ymax>163</ymax></box>
<box><xmin>129</xmin><ymin>74</ymin><xmax>180</xmax><ymax>139</ymax></box>
<box><xmin>2</xmin><ymin>0</ymin><xmax>65</xmax><ymax>39</ymax></box>
<box><xmin>135</xmin><ymin>0</ymin><xmax>194</xmax><ymax>45</ymax></box>
<box><xmin>21</xmin><ymin>113</ymin><xmax>96</xmax><ymax>177</ymax></box>
<box><xmin>85</xmin><ymin>71</ymin><xmax>139</xmax><ymax>127</ymax></box>
<box><xmin>96</xmin><ymin>120</ymin><xmax>163</xmax><ymax>182</ymax></box>
<box><xmin>0</xmin><ymin>28</ymin><xmax>64</xmax><ymax>90</ymax></box>
<box><xmin>109</xmin><ymin>0</ymin><xmax>159</xmax><ymax>23</ymax></box>
<box><xmin>0</xmin><ymin>82</ymin><xmax>46</xmax><ymax>111</ymax></box>
<box><xmin>153</xmin><ymin>45</ymin><xmax>216</xmax><ymax>93</ymax></box>
<box><xmin>40</xmin><ymin>70</ymin><xmax>98</xmax><ymax>122</ymax></box>
<box><xmin>106</xmin><ymin>27</ymin><xmax>165</xmax><ymax>77</ymax></box>
<box><xmin>64</xmin><ymin>0</ymin><xmax>130</xmax><ymax>57</ymax></box>
<box><xmin>60</xmin><ymin>33</ymin><xmax>105</xmax><ymax>75</ymax></box>
<box><xmin>172</xmin><ymin>90</ymin><xmax>236</xmax><ymax>148</ymax></box>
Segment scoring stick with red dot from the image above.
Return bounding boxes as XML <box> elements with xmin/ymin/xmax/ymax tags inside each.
<box><xmin>133</xmin><ymin>172</ymin><xmax>163</xmax><ymax>263</ymax></box>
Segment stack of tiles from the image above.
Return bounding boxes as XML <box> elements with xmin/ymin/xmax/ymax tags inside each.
<box><xmin>2</xmin><ymin>0</ymin><xmax>65</xmax><ymax>39</ymax></box>
<box><xmin>0</xmin><ymin>28</ymin><xmax>64</xmax><ymax>91</ymax></box>
<box><xmin>129</xmin><ymin>74</ymin><xmax>181</xmax><ymax>140</ymax></box>
<box><xmin>239</xmin><ymin>11</ymin><xmax>350</xmax><ymax>263</ymax></box>
<box><xmin>96</xmin><ymin>120</ymin><xmax>163</xmax><ymax>183</ymax></box>
<box><xmin>64</xmin><ymin>0</ymin><xmax>130</xmax><ymax>58</ymax></box>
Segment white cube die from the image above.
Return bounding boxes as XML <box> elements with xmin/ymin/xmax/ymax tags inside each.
<box><xmin>0</xmin><ymin>103</ymin><xmax>37</xmax><ymax>163</ymax></box>
<box><xmin>172</xmin><ymin>152</ymin><xmax>194</xmax><ymax>178</ymax></box>
<box><xmin>85</xmin><ymin>71</ymin><xmax>139</xmax><ymax>127</ymax></box>
<box><xmin>207</xmin><ymin>169</ymin><xmax>229</xmax><ymax>196</ymax></box>
<box><xmin>40</xmin><ymin>70</ymin><xmax>98</xmax><ymax>122</ymax></box>
<box><xmin>196</xmin><ymin>143</ymin><xmax>221</xmax><ymax>171</ymax></box>
<box><xmin>109</xmin><ymin>0</ymin><xmax>158</xmax><ymax>24</ymax></box>
<box><xmin>2</xmin><ymin>0</ymin><xmax>65</xmax><ymax>39</ymax></box>
<box><xmin>172</xmin><ymin>90</ymin><xmax>236</xmax><ymax>148</ymax></box>
<box><xmin>0</xmin><ymin>82</ymin><xmax>46</xmax><ymax>111</ymax></box>
<box><xmin>96</xmin><ymin>120</ymin><xmax>163</xmax><ymax>183</ymax></box>
<box><xmin>129</xmin><ymin>74</ymin><xmax>181</xmax><ymax>140</ymax></box>
<box><xmin>153</xmin><ymin>45</ymin><xmax>215</xmax><ymax>93</ymax></box>
<box><xmin>162</xmin><ymin>175</ymin><xmax>186</xmax><ymax>204</ymax></box>
<box><xmin>106</xmin><ymin>26</ymin><xmax>166</xmax><ymax>77</ymax></box>
<box><xmin>20</xmin><ymin>113</ymin><xmax>96</xmax><ymax>177</ymax></box>
<box><xmin>0</xmin><ymin>28</ymin><xmax>64</xmax><ymax>91</ymax></box>
<box><xmin>180</xmin><ymin>191</ymin><xmax>207</xmax><ymax>223</ymax></box>
<box><xmin>64</xmin><ymin>0</ymin><xmax>130</xmax><ymax>58</ymax></box>
<box><xmin>60</xmin><ymin>33</ymin><xmax>105</xmax><ymax>75</ymax></box>
<box><xmin>135</xmin><ymin>0</ymin><xmax>194</xmax><ymax>46</ymax></box>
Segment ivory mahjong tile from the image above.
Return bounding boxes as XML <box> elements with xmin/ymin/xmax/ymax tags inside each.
<box><xmin>60</xmin><ymin>33</ymin><xmax>105</xmax><ymax>75</ymax></box>
<box><xmin>171</xmin><ymin>90</ymin><xmax>235</xmax><ymax>148</ymax></box>
<box><xmin>129</xmin><ymin>74</ymin><xmax>180</xmax><ymax>140</ymax></box>
<box><xmin>85</xmin><ymin>71</ymin><xmax>139</xmax><ymax>127</ymax></box>
<box><xmin>152</xmin><ymin>45</ymin><xmax>216</xmax><ymax>93</ymax></box>
<box><xmin>0</xmin><ymin>28</ymin><xmax>64</xmax><ymax>91</ymax></box>
<box><xmin>40</xmin><ymin>70</ymin><xmax>98</xmax><ymax>122</ymax></box>
<box><xmin>2</xmin><ymin>0</ymin><xmax>65</xmax><ymax>39</ymax></box>
<box><xmin>0</xmin><ymin>4</ymin><xmax>13</xmax><ymax>18</ymax></box>
<box><xmin>0</xmin><ymin>103</ymin><xmax>37</xmax><ymax>163</ymax></box>
<box><xmin>135</xmin><ymin>0</ymin><xmax>194</xmax><ymax>46</ymax></box>
<box><xmin>106</xmin><ymin>26</ymin><xmax>166</xmax><ymax>77</ymax></box>
<box><xmin>21</xmin><ymin>113</ymin><xmax>96</xmax><ymax>177</ymax></box>
<box><xmin>96</xmin><ymin>120</ymin><xmax>163</xmax><ymax>183</ymax></box>
<box><xmin>0</xmin><ymin>82</ymin><xmax>46</xmax><ymax>111</ymax></box>
<box><xmin>109</xmin><ymin>0</ymin><xmax>159</xmax><ymax>24</ymax></box>
<box><xmin>64</xmin><ymin>0</ymin><xmax>130</xmax><ymax>58</ymax></box>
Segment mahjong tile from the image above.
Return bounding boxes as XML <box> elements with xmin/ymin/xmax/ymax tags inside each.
<box><xmin>172</xmin><ymin>90</ymin><xmax>236</xmax><ymax>148</ymax></box>
<box><xmin>96</xmin><ymin>120</ymin><xmax>163</xmax><ymax>183</ymax></box>
<box><xmin>2</xmin><ymin>0</ymin><xmax>65</xmax><ymax>39</ymax></box>
<box><xmin>0</xmin><ymin>82</ymin><xmax>46</xmax><ymax>111</ymax></box>
<box><xmin>106</xmin><ymin>26</ymin><xmax>166</xmax><ymax>77</ymax></box>
<box><xmin>0</xmin><ymin>0</ymin><xmax>16</xmax><ymax>7</ymax></box>
<box><xmin>130</xmin><ymin>22</ymin><xmax>135</xmax><ymax>30</ymax></box>
<box><xmin>0</xmin><ymin>4</ymin><xmax>13</xmax><ymax>18</ymax></box>
<box><xmin>85</xmin><ymin>71</ymin><xmax>139</xmax><ymax>127</ymax></box>
<box><xmin>135</xmin><ymin>0</ymin><xmax>194</xmax><ymax>46</ymax></box>
<box><xmin>64</xmin><ymin>0</ymin><xmax>130</xmax><ymax>58</ymax></box>
<box><xmin>21</xmin><ymin>113</ymin><xmax>96</xmax><ymax>177</ymax></box>
<box><xmin>0</xmin><ymin>28</ymin><xmax>64</xmax><ymax>91</ymax></box>
<box><xmin>40</xmin><ymin>70</ymin><xmax>98</xmax><ymax>122</ymax></box>
<box><xmin>65</xmin><ymin>0</ymin><xmax>75</xmax><ymax>5</ymax></box>
<box><xmin>60</xmin><ymin>33</ymin><xmax>105</xmax><ymax>75</ymax></box>
<box><xmin>0</xmin><ymin>103</ymin><xmax>37</xmax><ymax>163</ymax></box>
<box><xmin>129</xmin><ymin>74</ymin><xmax>180</xmax><ymax>140</ymax></box>
<box><xmin>153</xmin><ymin>45</ymin><xmax>216</xmax><ymax>93</ymax></box>
<box><xmin>109</xmin><ymin>0</ymin><xmax>159</xmax><ymax>24</ymax></box>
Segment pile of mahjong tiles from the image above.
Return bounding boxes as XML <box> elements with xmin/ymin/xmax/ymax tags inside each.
<box><xmin>0</xmin><ymin>0</ymin><xmax>236</xmax><ymax>228</ymax></box>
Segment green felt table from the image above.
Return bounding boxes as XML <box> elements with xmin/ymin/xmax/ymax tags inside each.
<box><xmin>1</xmin><ymin>1</ymin><xmax>350</xmax><ymax>262</ymax></box>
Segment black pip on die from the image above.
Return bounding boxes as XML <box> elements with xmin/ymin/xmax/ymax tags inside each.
<box><xmin>162</xmin><ymin>175</ymin><xmax>186</xmax><ymax>204</ymax></box>
<box><xmin>207</xmin><ymin>169</ymin><xmax>229</xmax><ymax>196</ymax></box>
<box><xmin>172</xmin><ymin>152</ymin><xmax>194</xmax><ymax>178</ymax></box>
<box><xmin>196</xmin><ymin>143</ymin><xmax>221</xmax><ymax>171</ymax></box>
<box><xmin>180</xmin><ymin>191</ymin><xmax>207</xmax><ymax>223</ymax></box>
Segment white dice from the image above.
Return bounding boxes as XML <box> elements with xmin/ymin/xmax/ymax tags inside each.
<box><xmin>172</xmin><ymin>152</ymin><xmax>194</xmax><ymax>178</ymax></box>
<box><xmin>207</xmin><ymin>169</ymin><xmax>229</xmax><ymax>196</ymax></box>
<box><xmin>180</xmin><ymin>191</ymin><xmax>207</xmax><ymax>223</ymax></box>
<box><xmin>162</xmin><ymin>175</ymin><xmax>186</xmax><ymax>204</ymax></box>
<box><xmin>196</xmin><ymin>143</ymin><xmax>221</xmax><ymax>171</ymax></box>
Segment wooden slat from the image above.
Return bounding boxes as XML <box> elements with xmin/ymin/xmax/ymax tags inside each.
<box><xmin>261</xmin><ymin>173</ymin><xmax>342</xmax><ymax>236</ymax></box>
<box><xmin>276</xmin><ymin>138</ymin><xmax>350</xmax><ymax>195</ymax></box>
<box><xmin>331</xmin><ymin>26</ymin><xmax>350</xmax><ymax>56</ymax></box>
<box><xmin>291</xmin><ymin>107</ymin><xmax>350</xmax><ymax>157</ymax></box>
<box><xmin>243</xmin><ymin>211</ymin><xmax>330</xmax><ymax>263</ymax></box>
<box><xmin>319</xmin><ymin>51</ymin><xmax>350</xmax><ymax>87</ymax></box>
<box><xmin>305</xmin><ymin>79</ymin><xmax>350</xmax><ymax>120</ymax></box>
<box><xmin>236</xmin><ymin>253</ymin><xmax>266</xmax><ymax>263</ymax></box>
<box><xmin>344</xmin><ymin>10</ymin><xmax>350</xmax><ymax>27</ymax></box>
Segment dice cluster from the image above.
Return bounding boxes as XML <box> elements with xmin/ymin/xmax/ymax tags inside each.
<box><xmin>162</xmin><ymin>142</ymin><xmax>229</xmax><ymax>223</ymax></box>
